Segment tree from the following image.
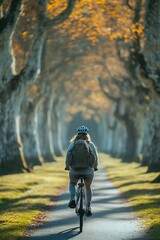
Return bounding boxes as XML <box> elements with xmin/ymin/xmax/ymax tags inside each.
<box><xmin>0</xmin><ymin>0</ymin><xmax>76</xmax><ymax>174</ymax></box>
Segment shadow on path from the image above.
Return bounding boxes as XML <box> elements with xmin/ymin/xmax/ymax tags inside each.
<box><xmin>21</xmin><ymin>168</ymin><xmax>147</xmax><ymax>240</ymax></box>
<box><xmin>23</xmin><ymin>227</ymin><xmax>80</xmax><ymax>240</ymax></box>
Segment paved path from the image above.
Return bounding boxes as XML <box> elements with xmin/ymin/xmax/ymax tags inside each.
<box><xmin>23</xmin><ymin>167</ymin><xmax>146</xmax><ymax>240</ymax></box>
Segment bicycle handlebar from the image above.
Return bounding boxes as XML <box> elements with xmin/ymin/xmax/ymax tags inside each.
<box><xmin>65</xmin><ymin>167</ymin><xmax>98</xmax><ymax>171</ymax></box>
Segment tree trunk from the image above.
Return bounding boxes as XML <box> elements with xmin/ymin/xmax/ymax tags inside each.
<box><xmin>144</xmin><ymin>0</ymin><xmax>160</xmax><ymax>77</ymax></box>
<box><xmin>20</xmin><ymin>99</ymin><xmax>42</xmax><ymax>168</ymax></box>
<box><xmin>114</xmin><ymin>102</ymin><xmax>139</xmax><ymax>162</ymax></box>
<box><xmin>52</xmin><ymin>99</ymin><xmax>64</xmax><ymax>156</ymax></box>
<box><xmin>37</xmin><ymin>98</ymin><xmax>55</xmax><ymax>162</ymax></box>
<box><xmin>0</xmin><ymin>96</ymin><xmax>26</xmax><ymax>174</ymax></box>
<box><xmin>53</xmin><ymin>115</ymin><xmax>64</xmax><ymax>156</ymax></box>
<box><xmin>47</xmin><ymin>97</ymin><xmax>57</xmax><ymax>160</ymax></box>
<box><xmin>147</xmin><ymin>100</ymin><xmax>160</xmax><ymax>172</ymax></box>
<box><xmin>56</xmin><ymin>102</ymin><xmax>65</xmax><ymax>155</ymax></box>
<box><xmin>122</xmin><ymin>118</ymin><xmax>138</xmax><ymax>162</ymax></box>
<box><xmin>152</xmin><ymin>174</ymin><xmax>160</xmax><ymax>183</ymax></box>
<box><xmin>97</xmin><ymin>113</ymin><xmax>109</xmax><ymax>153</ymax></box>
<box><xmin>34</xmin><ymin>98</ymin><xmax>45</xmax><ymax>164</ymax></box>
<box><xmin>140</xmin><ymin>109</ymin><xmax>152</xmax><ymax>166</ymax></box>
<box><xmin>111</xmin><ymin>121</ymin><xmax>126</xmax><ymax>158</ymax></box>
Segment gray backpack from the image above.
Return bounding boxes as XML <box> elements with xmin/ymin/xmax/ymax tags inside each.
<box><xmin>70</xmin><ymin>139</ymin><xmax>96</xmax><ymax>170</ymax></box>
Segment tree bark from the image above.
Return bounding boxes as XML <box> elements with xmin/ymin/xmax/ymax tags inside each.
<box><xmin>142</xmin><ymin>0</ymin><xmax>160</xmax><ymax>178</ymax></box>
<box><xmin>0</xmin><ymin>98</ymin><xmax>24</xmax><ymax>174</ymax></box>
<box><xmin>0</xmin><ymin>0</ymin><xmax>25</xmax><ymax>173</ymax></box>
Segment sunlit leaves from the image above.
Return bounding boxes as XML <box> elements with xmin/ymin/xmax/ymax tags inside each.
<box><xmin>13</xmin><ymin>0</ymin><xmax>145</xmax><ymax>71</ymax></box>
<box><xmin>47</xmin><ymin>0</ymin><xmax>67</xmax><ymax>17</ymax></box>
<box><xmin>12</xmin><ymin>0</ymin><xmax>145</xmax><ymax>105</ymax></box>
<box><xmin>45</xmin><ymin>0</ymin><xmax>144</xmax><ymax>44</ymax></box>
<box><xmin>61</xmin><ymin>1</ymin><xmax>107</xmax><ymax>43</ymax></box>
<box><xmin>131</xmin><ymin>21</ymin><xmax>144</xmax><ymax>38</ymax></box>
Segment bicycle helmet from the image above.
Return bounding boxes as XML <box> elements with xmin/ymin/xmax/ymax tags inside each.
<box><xmin>76</xmin><ymin>125</ymin><xmax>89</xmax><ymax>134</ymax></box>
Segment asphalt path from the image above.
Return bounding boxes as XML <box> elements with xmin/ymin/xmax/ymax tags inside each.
<box><xmin>23</xmin><ymin>167</ymin><xmax>147</xmax><ymax>240</ymax></box>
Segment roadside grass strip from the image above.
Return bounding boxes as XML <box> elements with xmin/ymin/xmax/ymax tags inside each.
<box><xmin>100</xmin><ymin>153</ymin><xmax>160</xmax><ymax>240</ymax></box>
<box><xmin>0</xmin><ymin>157</ymin><xmax>68</xmax><ymax>240</ymax></box>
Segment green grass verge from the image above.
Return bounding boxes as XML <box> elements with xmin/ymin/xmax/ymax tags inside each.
<box><xmin>1</xmin><ymin>154</ymin><xmax>159</xmax><ymax>240</ymax></box>
<box><xmin>100</xmin><ymin>153</ymin><xmax>160</xmax><ymax>240</ymax></box>
<box><xmin>0</xmin><ymin>157</ymin><xmax>68</xmax><ymax>240</ymax></box>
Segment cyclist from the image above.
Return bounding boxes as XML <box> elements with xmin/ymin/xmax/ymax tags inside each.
<box><xmin>65</xmin><ymin>125</ymin><xmax>98</xmax><ymax>216</ymax></box>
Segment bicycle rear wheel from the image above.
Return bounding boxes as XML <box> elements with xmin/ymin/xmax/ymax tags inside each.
<box><xmin>79</xmin><ymin>189</ymin><xmax>84</xmax><ymax>232</ymax></box>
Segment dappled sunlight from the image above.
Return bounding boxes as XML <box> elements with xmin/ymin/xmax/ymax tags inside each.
<box><xmin>21</xmin><ymin>165</ymin><xmax>146</xmax><ymax>240</ymax></box>
<box><xmin>101</xmin><ymin>154</ymin><xmax>160</xmax><ymax>239</ymax></box>
<box><xmin>0</xmin><ymin>159</ymin><xmax>68</xmax><ymax>240</ymax></box>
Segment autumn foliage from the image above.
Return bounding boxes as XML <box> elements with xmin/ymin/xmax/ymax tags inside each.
<box><xmin>46</xmin><ymin>0</ymin><xmax>144</xmax><ymax>43</ymax></box>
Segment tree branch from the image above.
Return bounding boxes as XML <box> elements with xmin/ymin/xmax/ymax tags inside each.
<box><xmin>42</xmin><ymin>0</ymin><xmax>76</xmax><ymax>31</ymax></box>
<box><xmin>20</xmin><ymin>31</ymin><xmax>46</xmax><ymax>85</ymax></box>
<box><xmin>5</xmin><ymin>29</ymin><xmax>46</xmax><ymax>98</ymax></box>
<box><xmin>126</xmin><ymin>0</ymin><xmax>135</xmax><ymax>10</ymax></box>
<box><xmin>0</xmin><ymin>0</ymin><xmax>22</xmax><ymax>33</ymax></box>
<box><xmin>98</xmin><ymin>76</ymin><xmax>118</xmax><ymax>102</ymax></box>
<box><xmin>7</xmin><ymin>0</ymin><xmax>76</xmax><ymax>95</ymax></box>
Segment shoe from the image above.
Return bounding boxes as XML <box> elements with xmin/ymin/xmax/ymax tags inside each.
<box><xmin>68</xmin><ymin>200</ymin><xmax>76</xmax><ymax>208</ymax></box>
<box><xmin>85</xmin><ymin>207</ymin><xmax>93</xmax><ymax>217</ymax></box>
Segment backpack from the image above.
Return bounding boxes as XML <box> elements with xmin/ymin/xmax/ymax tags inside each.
<box><xmin>70</xmin><ymin>139</ymin><xmax>96</xmax><ymax>170</ymax></box>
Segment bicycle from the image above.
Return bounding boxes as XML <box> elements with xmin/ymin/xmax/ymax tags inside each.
<box><xmin>65</xmin><ymin>168</ymin><xmax>98</xmax><ymax>232</ymax></box>
<box><xmin>75</xmin><ymin>176</ymin><xmax>86</xmax><ymax>233</ymax></box>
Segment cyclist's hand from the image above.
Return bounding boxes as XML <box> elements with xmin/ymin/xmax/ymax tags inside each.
<box><xmin>94</xmin><ymin>168</ymin><xmax>98</xmax><ymax>171</ymax></box>
<box><xmin>65</xmin><ymin>167</ymin><xmax>69</xmax><ymax>171</ymax></box>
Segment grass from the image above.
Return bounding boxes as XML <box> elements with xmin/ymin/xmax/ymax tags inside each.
<box><xmin>0</xmin><ymin>157</ymin><xmax>68</xmax><ymax>240</ymax></box>
<box><xmin>0</xmin><ymin>154</ymin><xmax>159</xmax><ymax>240</ymax></box>
<box><xmin>100</xmin><ymin>153</ymin><xmax>160</xmax><ymax>240</ymax></box>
